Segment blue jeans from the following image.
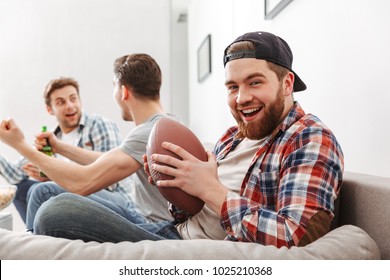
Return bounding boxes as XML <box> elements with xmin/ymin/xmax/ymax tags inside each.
<box><xmin>13</xmin><ymin>178</ymin><xmax>39</xmax><ymax>223</ymax></box>
<box><xmin>34</xmin><ymin>193</ymin><xmax>182</xmax><ymax>243</ymax></box>
<box><xmin>26</xmin><ymin>182</ymin><xmax>147</xmax><ymax>231</ymax></box>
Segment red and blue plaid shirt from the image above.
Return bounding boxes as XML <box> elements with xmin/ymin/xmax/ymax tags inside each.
<box><xmin>215</xmin><ymin>102</ymin><xmax>344</xmax><ymax>247</ymax></box>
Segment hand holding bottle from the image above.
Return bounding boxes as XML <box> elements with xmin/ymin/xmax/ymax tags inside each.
<box><xmin>34</xmin><ymin>128</ymin><xmax>59</xmax><ymax>154</ymax></box>
<box><xmin>22</xmin><ymin>162</ymin><xmax>49</xmax><ymax>182</ymax></box>
<box><xmin>39</xmin><ymin>126</ymin><xmax>54</xmax><ymax>178</ymax></box>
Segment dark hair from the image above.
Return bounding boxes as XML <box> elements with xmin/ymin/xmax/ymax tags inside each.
<box><xmin>113</xmin><ymin>53</ymin><xmax>161</xmax><ymax>100</ymax></box>
<box><xmin>226</xmin><ymin>41</ymin><xmax>289</xmax><ymax>82</ymax></box>
<box><xmin>44</xmin><ymin>77</ymin><xmax>79</xmax><ymax>107</ymax></box>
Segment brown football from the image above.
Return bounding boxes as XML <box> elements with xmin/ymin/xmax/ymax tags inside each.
<box><xmin>146</xmin><ymin>117</ymin><xmax>207</xmax><ymax>215</ymax></box>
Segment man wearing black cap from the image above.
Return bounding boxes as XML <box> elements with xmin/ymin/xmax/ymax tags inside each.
<box><xmin>21</xmin><ymin>31</ymin><xmax>344</xmax><ymax>248</ymax></box>
<box><xmin>150</xmin><ymin>31</ymin><xmax>344</xmax><ymax>247</ymax></box>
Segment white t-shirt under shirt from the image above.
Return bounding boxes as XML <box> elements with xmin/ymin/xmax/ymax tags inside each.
<box><xmin>176</xmin><ymin>137</ymin><xmax>265</xmax><ymax>240</ymax></box>
<box><xmin>56</xmin><ymin>129</ymin><xmax>80</xmax><ymax>162</ymax></box>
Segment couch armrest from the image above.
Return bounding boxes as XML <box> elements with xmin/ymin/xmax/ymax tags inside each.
<box><xmin>340</xmin><ymin>172</ymin><xmax>390</xmax><ymax>259</ymax></box>
<box><xmin>0</xmin><ymin>225</ymin><xmax>380</xmax><ymax>259</ymax></box>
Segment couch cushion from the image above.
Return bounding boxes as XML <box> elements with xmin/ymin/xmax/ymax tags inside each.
<box><xmin>0</xmin><ymin>225</ymin><xmax>380</xmax><ymax>259</ymax></box>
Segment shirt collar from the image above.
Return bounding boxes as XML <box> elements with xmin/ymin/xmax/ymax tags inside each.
<box><xmin>277</xmin><ymin>101</ymin><xmax>305</xmax><ymax>134</ymax></box>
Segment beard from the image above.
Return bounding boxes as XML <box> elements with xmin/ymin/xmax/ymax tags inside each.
<box><xmin>234</xmin><ymin>86</ymin><xmax>285</xmax><ymax>140</ymax></box>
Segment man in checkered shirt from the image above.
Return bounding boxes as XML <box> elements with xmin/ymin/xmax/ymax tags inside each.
<box><xmin>0</xmin><ymin>77</ymin><xmax>132</xmax><ymax>223</ymax></box>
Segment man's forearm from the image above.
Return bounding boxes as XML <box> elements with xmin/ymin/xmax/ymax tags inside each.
<box><xmin>56</xmin><ymin>141</ymin><xmax>102</xmax><ymax>165</ymax></box>
<box><xmin>17</xmin><ymin>142</ymin><xmax>94</xmax><ymax>194</ymax></box>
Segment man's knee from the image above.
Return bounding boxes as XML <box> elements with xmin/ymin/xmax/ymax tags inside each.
<box><xmin>33</xmin><ymin>193</ymin><xmax>81</xmax><ymax>235</ymax></box>
<box><xmin>28</xmin><ymin>182</ymin><xmax>65</xmax><ymax>202</ymax></box>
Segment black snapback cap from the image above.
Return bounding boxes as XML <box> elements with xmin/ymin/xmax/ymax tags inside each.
<box><xmin>223</xmin><ymin>31</ymin><xmax>306</xmax><ymax>92</ymax></box>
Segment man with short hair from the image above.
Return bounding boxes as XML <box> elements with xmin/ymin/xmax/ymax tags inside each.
<box><xmin>0</xmin><ymin>77</ymin><xmax>127</xmax><ymax>222</ymax></box>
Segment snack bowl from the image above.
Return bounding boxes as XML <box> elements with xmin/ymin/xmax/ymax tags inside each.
<box><xmin>0</xmin><ymin>185</ymin><xmax>17</xmax><ymax>210</ymax></box>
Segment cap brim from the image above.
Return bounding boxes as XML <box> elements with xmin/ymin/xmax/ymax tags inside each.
<box><xmin>292</xmin><ymin>71</ymin><xmax>306</xmax><ymax>92</ymax></box>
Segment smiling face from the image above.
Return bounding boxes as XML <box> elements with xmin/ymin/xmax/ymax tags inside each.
<box><xmin>225</xmin><ymin>58</ymin><xmax>294</xmax><ymax>140</ymax></box>
<box><xmin>47</xmin><ymin>85</ymin><xmax>82</xmax><ymax>133</ymax></box>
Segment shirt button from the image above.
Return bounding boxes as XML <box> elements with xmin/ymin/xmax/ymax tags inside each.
<box><xmin>226</xmin><ymin>226</ymin><xmax>231</xmax><ymax>232</ymax></box>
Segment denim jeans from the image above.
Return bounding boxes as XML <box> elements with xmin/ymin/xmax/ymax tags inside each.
<box><xmin>34</xmin><ymin>193</ymin><xmax>181</xmax><ymax>243</ymax></box>
<box><xmin>13</xmin><ymin>178</ymin><xmax>39</xmax><ymax>223</ymax></box>
<box><xmin>26</xmin><ymin>181</ymin><xmax>147</xmax><ymax>231</ymax></box>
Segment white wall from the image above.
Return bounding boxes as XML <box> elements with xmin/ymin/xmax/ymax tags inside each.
<box><xmin>170</xmin><ymin>0</ymin><xmax>190</xmax><ymax>126</ymax></box>
<box><xmin>0</xmin><ymin>0</ymin><xmax>172</xmax><ymax>160</ymax></box>
<box><xmin>187</xmin><ymin>0</ymin><xmax>236</xmax><ymax>145</ymax></box>
<box><xmin>1</xmin><ymin>0</ymin><xmax>389</xmax><ymax>179</ymax></box>
<box><xmin>188</xmin><ymin>0</ymin><xmax>390</xmax><ymax>178</ymax></box>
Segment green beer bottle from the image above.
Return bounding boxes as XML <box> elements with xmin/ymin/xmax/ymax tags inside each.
<box><xmin>39</xmin><ymin>125</ymin><xmax>53</xmax><ymax>177</ymax></box>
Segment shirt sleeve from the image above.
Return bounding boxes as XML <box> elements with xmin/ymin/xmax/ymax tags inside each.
<box><xmin>88</xmin><ymin>116</ymin><xmax>122</xmax><ymax>152</ymax></box>
<box><xmin>0</xmin><ymin>155</ymin><xmax>29</xmax><ymax>184</ymax></box>
<box><xmin>220</xmin><ymin>126</ymin><xmax>344</xmax><ymax>248</ymax></box>
<box><xmin>119</xmin><ymin>121</ymin><xmax>154</xmax><ymax>164</ymax></box>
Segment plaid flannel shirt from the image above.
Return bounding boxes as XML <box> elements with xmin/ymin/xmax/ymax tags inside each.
<box><xmin>216</xmin><ymin>102</ymin><xmax>344</xmax><ymax>247</ymax></box>
<box><xmin>0</xmin><ymin>112</ymin><xmax>125</xmax><ymax>189</ymax></box>
<box><xmin>171</xmin><ymin>102</ymin><xmax>344</xmax><ymax>247</ymax></box>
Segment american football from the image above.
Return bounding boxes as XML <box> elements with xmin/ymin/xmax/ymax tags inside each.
<box><xmin>146</xmin><ymin>117</ymin><xmax>207</xmax><ymax>215</ymax></box>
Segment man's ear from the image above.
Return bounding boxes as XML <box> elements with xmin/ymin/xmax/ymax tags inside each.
<box><xmin>121</xmin><ymin>85</ymin><xmax>131</xmax><ymax>101</ymax></box>
<box><xmin>283</xmin><ymin>72</ymin><xmax>295</xmax><ymax>96</ymax></box>
<box><xmin>46</xmin><ymin>105</ymin><xmax>54</xmax><ymax>116</ymax></box>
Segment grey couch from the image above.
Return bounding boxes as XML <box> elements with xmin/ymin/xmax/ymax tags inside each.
<box><xmin>0</xmin><ymin>171</ymin><xmax>388</xmax><ymax>259</ymax></box>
